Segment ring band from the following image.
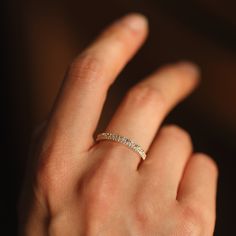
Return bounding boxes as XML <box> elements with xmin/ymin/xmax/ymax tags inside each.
<box><xmin>96</xmin><ymin>132</ymin><xmax>146</xmax><ymax>160</ymax></box>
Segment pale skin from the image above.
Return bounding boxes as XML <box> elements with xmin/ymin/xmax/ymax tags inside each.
<box><xmin>19</xmin><ymin>13</ymin><xmax>218</xmax><ymax>236</ymax></box>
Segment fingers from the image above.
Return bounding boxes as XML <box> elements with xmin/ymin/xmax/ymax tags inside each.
<box><xmin>101</xmin><ymin>62</ymin><xmax>199</xmax><ymax>168</ymax></box>
<box><xmin>177</xmin><ymin>153</ymin><xmax>218</xmax><ymax>234</ymax></box>
<box><xmin>46</xmin><ymin>14</ymin><xmax>148</xmax><ymax>152</ymax></box>
<box><xmin>139</xmin><ymin>125</ymin><xmax>193</xmax><ymax>197</ymax></box>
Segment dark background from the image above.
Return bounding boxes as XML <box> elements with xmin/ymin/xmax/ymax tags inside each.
<box><xmin>4</xmin><ymin>0</ymin><xmax>236</xmax><ymax>235</ymax></box>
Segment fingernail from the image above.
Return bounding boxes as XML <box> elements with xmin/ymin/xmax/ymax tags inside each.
<box><xmin>120</xmin><ymin>13</ymin><xmax>148</xmax><ymax>32</ymax></box>
<box><xmin>177</xmin><ymin>61</ymin><xmax>200</xmax><ymax>76</ymax></box>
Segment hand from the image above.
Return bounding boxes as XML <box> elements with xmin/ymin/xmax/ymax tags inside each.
<box><xmin>19</xmin><ymin>13</ymin><xmax>218</xmax><ymax>236</ymax></box>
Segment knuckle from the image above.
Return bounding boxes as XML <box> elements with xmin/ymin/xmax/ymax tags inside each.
<box><xmin>132</xmin><ymin>207</ymin><xmax>150</xmax><ymax>233</ymax></box>
<box><xmin>161</xmin><ymin>125</ymin><xmax>192</xmax><ymax>146</ymax></box>
<box><xmin>35</xmin><ymin>140</ymin><xmax>71</xmax><ymax>194</ymax></box>
<box><xmin>82</xmin><ymin>153</ymin><xmax>123</xmax><ymax>207</ymax></box>
<box><xmin>180</xmin><ymin>204</ymin><xmax>215</xmax><ymax>235</ymax></box>
<box><xmin>35</xmin><ymin>146</ymin><xmax>61</xmax><ymax>189</ymax></box>
<box><xmin>69</xmin><ymin>52</ymin><xmax>105</xmax><ymax>85</ymax></box>
<box><xmin>131</xmin><ymin>197</ymin><xmax>156</xmax><ymax>235</ymax></box>
<box><xmin>180</xmin><ymin>205</ymin><xmax>203</xmax><ymax>235</ymax></box>
<box><xmin>126</xmin><ymin>84</ymin><xmax>166</xmax><ymax>110</ymax></box>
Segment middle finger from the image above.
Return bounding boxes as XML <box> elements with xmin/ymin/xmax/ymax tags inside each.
<box><xmin>99</xmin><ymin>62</ymin><xmax>199</xmax><ymax>168</ymax></box>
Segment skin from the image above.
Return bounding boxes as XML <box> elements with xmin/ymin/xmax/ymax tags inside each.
<box><xmin>19</xmin><ymin>13</ymin><xmax>218</xmax><ymax>236</ymax></box>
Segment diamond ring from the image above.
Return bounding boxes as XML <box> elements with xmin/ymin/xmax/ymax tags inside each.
<box><xmin>96</xmin><ymin>132</ymin><xmax>146</xmax><ymax>160</ymax></box>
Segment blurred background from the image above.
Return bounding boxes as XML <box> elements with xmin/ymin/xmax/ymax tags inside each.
<box><xmin>4</xmin><ymin>0</ymin><xmax>236</xmax><ymax>235</ymax></box>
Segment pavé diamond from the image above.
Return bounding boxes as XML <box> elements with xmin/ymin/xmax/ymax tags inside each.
<box><xmin>96</xmin><ymin>132</ymin><xmax>146</xmax><ymax>160</ymax></box>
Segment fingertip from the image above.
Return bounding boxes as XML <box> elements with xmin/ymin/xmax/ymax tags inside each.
<box><xmin>176</xmin><ymin>61</ymin><xmax>201</xmax><ymax>81</ymax></box>
<box><xmin>120</xmin><ymin>13</ymin><xmax>148</xmax><ymax>33</ymax></box>
<box><xmin>193</xmin><ymin>153</ymin><xmax>219</xmax><ymax>178</ymax></box>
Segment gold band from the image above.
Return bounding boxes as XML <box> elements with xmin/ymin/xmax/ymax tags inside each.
<box><xmin>96</xmin><ymin>132</ymin><xmax>146</xmax><ymax>160</ymax></box>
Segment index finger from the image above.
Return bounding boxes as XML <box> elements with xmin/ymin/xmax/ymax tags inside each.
<box><xmin>46</xmin><ymin>14</ymin><xmax>148</xmax><ymax>152</ymax></box>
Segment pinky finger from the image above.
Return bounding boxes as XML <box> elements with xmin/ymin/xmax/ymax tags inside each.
<box><xmin>177</xmin><ymin>153</ymin><xmax>218</xmax><ymax>234</ymax></box>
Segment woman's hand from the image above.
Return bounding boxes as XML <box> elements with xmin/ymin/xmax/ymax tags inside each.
<box><xmin>19</xmin><ymin>14</ymin><xmax>218</xmax><ymax>236</ymax></box>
